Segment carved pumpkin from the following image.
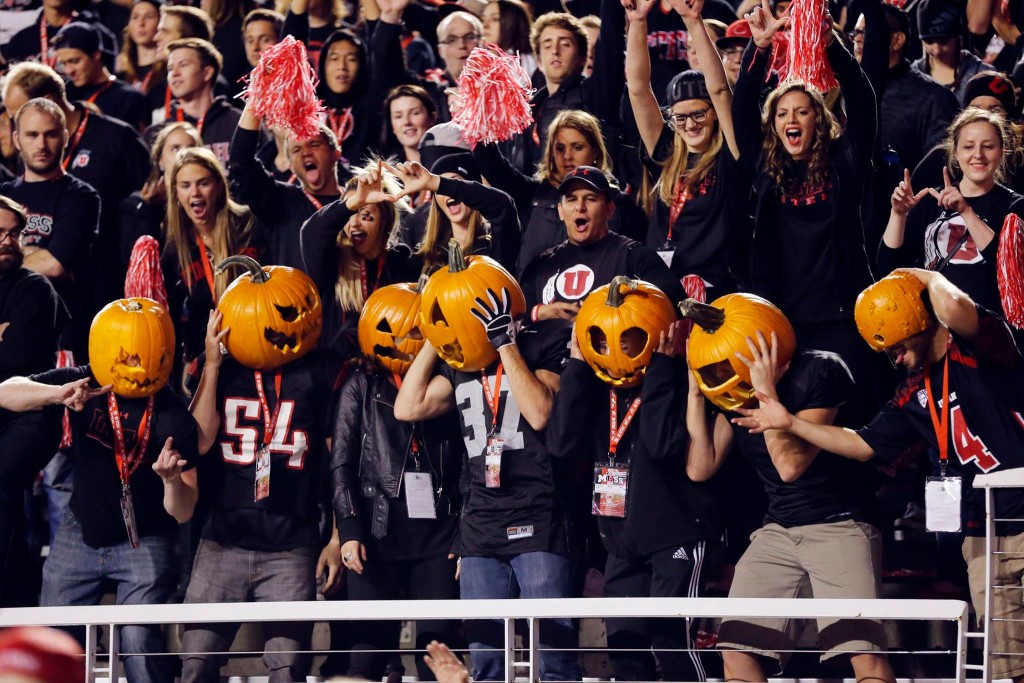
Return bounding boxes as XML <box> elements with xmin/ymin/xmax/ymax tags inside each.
<box><xmin>216</xmin><ymin>255</ymin><xmax>322</xmax><ymax>371</ymax></box>
<box><xmin>684</xmin><ymin>293</ymin><xmax>796</xmax><ymax>412</ymax></box>
<box><xmin>855</xmin><ymin>272</ymin><xmax>932</xmax><ymax>351</ymax></box>
<box><xmin>419</xmin><ymin>239</ymin><xmax>526</xmax><ymax>372</ymax></box>
<box><xmin>358</xmin><ymin>281</ymin><xmax>426</xmax><ymax>376</ymax></box>
<box><xmin>576</xmin><ymin>276</ymin><xmax>676</xmax><ymax>388</ymax></box>
<box><xmin>89</xmin><ymin>297</ymin><xmax>175</xmax><ymax>398</ymax></box>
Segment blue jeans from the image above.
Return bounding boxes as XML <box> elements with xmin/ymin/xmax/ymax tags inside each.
<box><xmin>41</xmin><ymin>512</ymin><xmax>176</xmax><ymax>683</ymax></box>
<box><xmin>180</xmin><ymin>538</ymin><xmax>318</xmax><ymax>683</ymax></box>
<box><xmin>460</xmin><ymin>552</ymin><xmax>580</xmax><ymax>681</ymax></box>
<box><xmin>42</xmin><ymin>451</ymin><xmax>74</xmax><ymax>544</ymax></box>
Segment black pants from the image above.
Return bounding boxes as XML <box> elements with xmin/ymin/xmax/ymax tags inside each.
<box><xmin>346</xmin><ymin>553</ymin><xmax>460</xmax><ymax>680</ymax></box>
<box><xmin>603</xmin><ymin>541</ymin><xmax>718</xmax><ymax>682</ymax></box>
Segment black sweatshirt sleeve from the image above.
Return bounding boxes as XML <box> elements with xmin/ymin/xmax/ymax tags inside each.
<box><xmin>117</xmin><ymin>192</ymin><xmax>164</xmax><ymax>265</ymax></box>
<box><xmin>828</xmin><ymin>38</ymin><xmax>877</xmax><ymax>168</ymax></box>
<box><xmin>859</xmin><ymin>0</ymin><xmax>890</xmax><ymax>105</ymax></box>
<box><xmin>283</xmin><ymin>10</ymin><xmax>311</xmax><ymax>47</ymax></box>
<box><xmin>732</xmin><ymin>43</ymin><xmax>771</xmax><ymax>175</ymax></box>
<box><xmin>0</xmin><ymin>273</ymin><xmax>61</xmax><ymax>378</ymax></box>
<box><xmin>472</xmin><ymin>142</ymin><xmax>539</xmax><ymax>214</ymax></box>
<box><xmin>436</xmin><ymin>175</ymin><xmax>522</xmax><ymax>270</ymax></box>
<box><xmin>582</xmin><ymin>0</ymin><xmax>627</xmax><ymax>129</ymax></box>
<box><xmin>637</xmin><ymin>352</ymin><xmax>687</xmax><ymax>460</ymax></box>
<box><xmin>301</xmin><ymin>199</ymin><xmax>353</xmax><ymax>293</ymax></box>
<box><xmin>229</xmin><ymin>126</ymin><xmax>285</xmax><ymax>227</ymax></box>
<box><xmin>547</xmin><ymin>357</ymin><xmax>600</xmax><ymax>459</ymax></box>
<box><xmin>49</xmin><ymin>185</ymin><xmax>100</xmax><ymax>272</ymax></box>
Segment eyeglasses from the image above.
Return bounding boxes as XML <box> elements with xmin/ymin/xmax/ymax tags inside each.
<box><xmin>719</xmin><ymin>46</ymin><xmax>745</xmax><ymax>58</ymax></box>
<box><xmin>665</xmin><ymin>107</ymin><xmax>710</xmax><ymax>126</ymax></box>
<box><xmin>440</xmin><ymin>32</ymin><xmax>481</xmax><ymax>46</ymax></box>
<box><xmin>0</xmin><ymin>229</ymin><xmax>21</xmax><ymax>244</ymax></box>
<box><xmin>848</xmin><ymin>29</ymin><xmax>865</xmax><ymax>41</ymax></box>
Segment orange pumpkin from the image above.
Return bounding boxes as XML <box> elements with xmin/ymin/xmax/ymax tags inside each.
<box><xmin>419</xmin><ymin>239</ymin><xmax>526</xmax><ymax>372</ymax></box>
<box><xmin>685</xmin><ymin>293</ymin><xmax>796</xmax><ymax>412</ymax></box>
<box><xmin>855</xmin><ymin>272</ymin><xmax>932</xmax><ymax>351</ymax></box>
<box><xmin>576</xmin><ymin>276</ymin><xmax>676</xmax><ymax>388</ymax></box>
<box><xmin>358</xmin><ymin>282</ymin><xmax>426</xmax><ymax>376</ymax></box>
<box><xmin>89</xmin><ymin>297</ymin><xmax>175</xmax><ymax>398</ymax></box>
<box><xmin>217</xmin><ymin>255</ymin><xmax>322</xmax><ymax>370</ymax></box>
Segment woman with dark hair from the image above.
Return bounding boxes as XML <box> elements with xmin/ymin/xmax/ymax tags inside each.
<box><xmin>881</xmin><ymin>108</ymin><xmax>1024</xmax><ymax>322</ymax></box>
<box><xmin>625</xmin><ymin>0</ymin><xmax>745</xmax><ymax>298</ymax></box>
<box><xmin>473</xmin><ymin>109</ymin><xmax>646</xmax><ymax>274</ymax></box>
<box><xmin>481</xmin><ymin>0</ymin><xmax>537</xmax><ymax>79</ymax></box>
<box><xmin>380</xmin><ymin>84</ymin><xmax>438</xmax><ymax>165</ymax></box>
<box><xmin>117</xmin><ymin>0</ymin><xmax>164</xmax><ymax>116</ymax></box>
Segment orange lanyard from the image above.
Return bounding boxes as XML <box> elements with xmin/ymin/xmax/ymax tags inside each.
<box><xmin>175</xmin><ymin>106</ymin><xmax>206</xmax><ymax>136</ymax></box>
<box><xmin>192</xmin><ymin>232</ymin><xmax>217</xmax><ymax>300</ymax></box>
<box><xmin>360</xmin><ymin>255</ymin><xmax>386</xmax><ymax>300</ymax></box>
<box><xmin>391</xmin><ymin>373</ymin><xmax>420</xmax><ymax>454</ymax></box>
<box><xmin>925</xmin><ymin>355</ymin><xmax>951</xmax><ymax>476</ymax></box>
<box><xmin>39</xmin><ymin>15</ymin><xmax>72</xmax><ymax>68</ymax></box>
<box><xmin>86</xmin><ymin>78</ymin><xmax>115</xmax><ymax>104</ymax></box>
<box><xmin>608</xmin><ymin>389</ymin><xmax>641</xmax><ymax>458</ymax></box>
<box><xmin>136</xmin><ymin>69</ymin><xmax>155</xmax><ymax>94</ymax></box>
<box><xmin>253</xmin><ymin>370</ymin><xmax>283</xmax><ymax>448</ymax></box>
<box><xmin>107</xmin><ymin>393</ymin><xmax>155</xmax><ymax>486</ymax></box>
<box><xmin>62</xmin><ymin>108</ymin><xmax>89</xmax><ymax>171</ymax></box>
<box><xmin>481</xmin><ymin>364</ymin><xmax>504</xmax><ymax>430</ymax></box>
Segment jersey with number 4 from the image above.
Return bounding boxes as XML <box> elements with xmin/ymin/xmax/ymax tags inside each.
<box><xmin>202</xmin><ymin>354</ymin><xmax>334</xmax><ymax>551</ymax></box>
<box><xmin>858</xmin><ymin>308</ymin><xmax>1024</xmax><ymax>535</ymax></box>
<box><xmin>439</xmin><ymin>329</ymin><xmax>567</xmax><ymax>557</ymax></box>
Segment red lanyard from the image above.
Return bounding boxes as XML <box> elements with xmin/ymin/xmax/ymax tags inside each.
<box><xmin>667</xmin><ymin>179</ymin><xmax>690</xmax><ymax>240</ymax></box>
<box><xmin>176</xmin><ymin>106</ymin><xmax>206</xmax><ymax>136</ymax></box>
<box><xmin>253</xmin><ymin>370</ymin><xmax>284</xmax><ymax>449</ymax></box>
<box><xmin>328</xmin><ymin>107</ymin><xmax>354</xmax><ymax>143</ymax></box>
<box><xmin>136</xmin><ymin>69</ymin><xmax>155</xmax><ymax>94</ymax></box>
<box><xmin>391</xmin><ymin>373</ymin><xmax>420</xmax><ymax>454</ymax></box>
<box><xmin>481</xmin><ymin>364</ymin><xmax>504</xmax><ymax>430</ymax></box>
<box><xmin>924</xmin><ymin>355</ymin><xmax>951</xmax><ymax>473</ymax></box>
<box><xmin>164</xmin><ymin>85</ymin><xmax>173</xmax><ymax>120</ymax></box>
<box><xmin>303</xmin><ymin>191</ymin><xmax>323</xmax><ymax>211</ymax></box>
<box><xmin>86</xmin><ymin>78</ymin><xmax>115</xmax><ymax>104</ymax></box>
<box><xmin>608</xmin><ymin>389</ymin><xmax>642</xmax><ymax>457</ymax></box>
<box><xmin>360</xmin><ymin>255</ymin><xmax>386</xmax><ymax>300</ymax></box>
<box><xmin>107</xmin><ymin>393</ymin><xmax>155</xmax><ymax>486</ymax></box>
<box><xmin>192</xmin><ymin>232</ymin><xmax>217</xmax><ymax>300</ymax></box>
<box><xmin>62</xmin><ymin>108</ymin><xmax>90</xmax><ymax>171</ymax></box>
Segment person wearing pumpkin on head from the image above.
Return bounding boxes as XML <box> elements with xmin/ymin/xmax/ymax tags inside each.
<box><xmin>734</xmin><ymin>269</ymin><xmax>1024</xmax><ymax>683</ymax></box>
<box><xmin>625</xmin><ymin>0</ymin><xmax>746</xmax><ymax>297</ymax></box>
<box><xmin>183</xmin><ymin>259</ymin><xmax>340</xmax><ymax>683</ymax></box>
<box><xmin>394</xmin><ymin>249</ymin><xmax>582</xmax><ymax>683</ymax></box>
<box><xmin>160</xmin><ymin>146</ymin><xmax>264</xmax><ymax>390</ymax></box>
<box><xmin>300</xmin><ymin>158</ymin><xmax>418</xmax><ymax>361</ymax></box>
<box><xmin>546</xmin><ymin>279</ymin><xmax>722</xmax><ymax>682</ymax></box>
<box><xmin>681</xmin><ymin>293</ymin><xmax>895</xmax><ymax>683</ymax></box>
<box><xmin>230</xmin><ymin>100</ymin><xmax>343</xmax><ymax>270</ymax></box>
<box><xmin>329</xmin><ymin>283</ymin><xmax>465</xmax><ymax>682</ymax></box>
<box><xmin>0</xmin><ymin>297</ymin><xmax>200</xmax><ymax>683</ymax></box>
<box><xmin>732</xmin><ymin>0</ymin><xmax>881</xmax><ymax>424</ymax></box>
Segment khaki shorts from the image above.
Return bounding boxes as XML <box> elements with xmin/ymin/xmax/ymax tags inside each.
<box><xmin>963</xmin><ymin>534</ymin><xmax>1024</xmax><ymax>679</ymax></box>
<box><xmin>718</xmin><ymin>520</ymin><xmax>887</xmax><ymax>672</ymax></box>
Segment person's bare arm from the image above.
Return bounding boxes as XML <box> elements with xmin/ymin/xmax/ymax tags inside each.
<box><xmin>22</xmin><ymin>248</ymin><xmax>67</xmax><ymax>280</ymax></box>
<box><xmin>152</xmin><ymin>437</ymin><xmax>199</xmax><ymax>522</ymax></box>
<box><xmin>623</xmin><ymin>0</ymin><xmax>665</xmax><ymax>156</ymax></box>
<box><xmin>0</xmin><ymin>376</ymin><xmax>110</xmax><ymax>412</ymax></box>
<box><xmin>900</xmin><ymin>268</ymin><xmax>980</xmax><ymax>342</ymax></box>
<box><xmin>684</xmin><ymin>373</ymin><xmax>733</xmax><ymax>481</ymax></box>
<box><xmin>394</xmin><ymin>341</ymin><xmax>456</xmax><ymax>421</ymax></box>
<box><xmin>189</xmin><ymin>310</ymin><xmax>228</xmax><ymax>454</ymax></box>
<box><xmin>498</xmin><ymin>344</ymin><xmax>559</xmax><ymax>431</ymax></box>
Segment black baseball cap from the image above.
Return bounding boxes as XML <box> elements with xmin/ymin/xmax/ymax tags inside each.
<box><xmin>53</xmin><ymin>22</ymin><xmax>103</xmax><ymax>55</ymax></box>
<box><xmin>557</xmin><ymin>166</ymin><xmax>620</xmax><ymax>199</ymax></box>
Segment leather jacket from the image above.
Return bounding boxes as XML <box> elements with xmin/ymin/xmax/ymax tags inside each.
<box><xmin>330</xmin><ymin>365</ymin><xmax>464</xmax><ymax>544</ymax></box>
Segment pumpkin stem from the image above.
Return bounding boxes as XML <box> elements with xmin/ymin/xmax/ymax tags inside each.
<box><xmin>125</xmin><ymin>300</ymin><xmax>143</xmax><ymax>312</ymax></box>
<box><xmin>605</xmin><ymin>276</ymin><xmax>637</xmax><ymax>308</ymax></box>
<box><xmin>217</xmin><ymin>255</ymin><xmax>269</xmax><ymax>283</ymax></box>
<box><xmin>679</xmin><ymin>298</ymin><xmax>726</xmax><ymax>332</ymax></box>
<box><xmin>447</xmin><ymin>238</ymin><xmax>467</xmax><ymax>273</ymax></box>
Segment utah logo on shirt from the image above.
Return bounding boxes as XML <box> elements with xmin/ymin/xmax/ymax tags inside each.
<box><xmin>71</xmin><ymin>150</ymin><xmax>91</xmax><ymax>170</ymax></box>
<box><xmin>542</xmin><ymin>264</ymin><xmax>595</xmax><ymax>303</ymax></box>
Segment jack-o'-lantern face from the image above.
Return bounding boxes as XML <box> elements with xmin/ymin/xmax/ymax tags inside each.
<box><xmin>684</xmin><ymin>293</ymin><xmax>796</xmax><ymax>412</ymax></box>
<box><xmin>358</xmin><ymin>282</ymin><xmax>425</xmax><ymax>376</ymax></box>
<box><xmin>419</xmin><ymin>239</ymin><xmax>526</xmax><ymax>372</ymax></box>
<box><xmin>89</xmin><ymin>298</ymin><xmax>175</xmax><ymax>398</ymax></box>
<box><xmin>216</xmin><ymin>255</ymin><xmax>322</xmax><ymax>370</ymax></box>
<box><xmin>576</xmin><ymin>276</ymin><xmax>676</xmax><ymax>388</ymax></box>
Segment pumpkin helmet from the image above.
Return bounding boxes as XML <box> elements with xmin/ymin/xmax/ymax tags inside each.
<box><xmin>419</xmin><ymin>239</ymin><xmax>526</xmax><ymax>372</ymax></box>
<box><xmin>684</xmin><ymin>293</ymin><xmax>796</xmax><ymax>412</ymax></box>
<box><xmin>854</xmin><ymin>272</ymin><xmax>932</xmax><ymax>352</ymax></box>
<box><xmin>358</xmin><ymin>281</ymin><xmax>426</xmax><ymax>376</ymax></box>
<box><xmin>89</xmin><ymin>297</ymin><xmax>176</xmax><ymax>399</ymax></box>
<box><xmin>216</xmin><ymin>256</ymin><xmax>323</xmax><ymax>371</ymax></box>
<box><xmin>576</xmin><ymin>276</ymin><xmax>677</xmax><ymax>388</ymax></box>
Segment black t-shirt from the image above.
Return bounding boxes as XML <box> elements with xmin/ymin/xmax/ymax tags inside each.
<box><xmin>727</xmin><ymin>350</ymin><xmax>868</xmax><ymax>527</ymax></box>
<box><xmin>69</xmin><ymin>79</ymin><xmax>149</xmax><ymax>131</ymax></box>
<box><xmin>858</xmin><ymin>308</ymin><xmax>1024</xmax><ymax>536</ymax></box>
<box><xmin>31</xmin><ymin>366</ymin><xmax>198</xmax><ymax>548</ymax></box>
<box><xmin>438</xmin><ymin>331</ymin><xmax>567</xmax><ymax>557</ymax></box>
<box><xmin>202</xmin><ymin>354</ymin><xmax>335</xmax><ymax>551</ymax></box>
<box><xmin>645</xmin><ymin>129</ymin><xmax>746</xmax><ymax>293</ymax></box>
<box><xmin>0</xmin><ymin>268</ymin><xmax>65</xmax><ymax>382</ymax></box>
<box><xmin>879</xmin><ymin>184</ymin><xmax>1024</xmax><ymax>317</ymax></box>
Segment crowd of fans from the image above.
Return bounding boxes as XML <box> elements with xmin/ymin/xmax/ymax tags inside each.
<box><xmin>0</xmin><ymin>0</ymin><xmax>1023</xmax><ymax>680</ymax></box>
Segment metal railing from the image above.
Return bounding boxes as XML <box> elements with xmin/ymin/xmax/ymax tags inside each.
<box><xmin>0</xmin><ymin>597</ymin><xmax>970</xmax><ymax>683</ymax></box>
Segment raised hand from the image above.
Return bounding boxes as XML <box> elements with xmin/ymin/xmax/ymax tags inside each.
<box><xmin>656</xmin><ymin>320</ymin><xmax>686</xmax><ymax>358</ymax></box>
<box><xmin>891</xmin><ymin>168</ymin><xmax>930</xmax><ymax>216</ymax></box>
<box><xmin>621</xmin><ymin>0</ymin><xmax>657</xmax><ymax>22</ymax></box>
<box><xmin>205</xmin><ymin>310</ymin><xmax>230</xmax><ymax>369</ymax></box>
<box><xmin>570</xmin><ymin>323</ymin><xmax>583</xmax><ymax>360</ymax></box>
<box><xmin>733</xmin><ymin>330</ymin><xmax>788</xmax><ymax>397</ymax></box>
<box><xmin>732</xmin><ymin>391</ymin><xmax>795</xmax><ymax>433</ymax></box>
<box><xmin>57</xmin><ymin>377</ymin><xmax>112</xmax><ymax>411</ymax></box>
<box><xmin>386</xmin><ymin>160</ymin><xmax>437</xmax><ymax>199</ymax></box>
<box><xmin>928</xmin><ymin>166</ymin><xmax>971</xmax><ymax>215</ymax></box>
<box><xmin>346</xmin><ymin>159</ymin><xmax>399</xmax><ymax>210</ymax></box>
<box><xmin>377</xmin><ymin>0</ymin><xmax>412</xmax><ymax>22</ymax></box>
<box><xmin>471</xmin><ymin>288</ymin><xmax>518</xmax><ymax>350</ymax></box>
<box><xmin>666</xmin><ymin>0</ymin><xmax>704</xmax><ymax>21</ymax></box>
<box><xmin>423</xmin><ymin>642</ymin><xmax>470</xmax><ymax>683</ymax></box>
<box><xmin>745</xmin><ymin>0</ymin><xmax>789</xmax><ymax>48</ymax></box>
<box><xmin>152</xmin><ymin>437</ymin><xmax>188</xmax><ymax>483</ymax></box>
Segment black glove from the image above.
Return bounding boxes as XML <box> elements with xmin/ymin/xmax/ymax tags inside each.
<box><xmin>471</xmin><ymin>288</ymin><xmax>517</xmax><ymax>350</ymax></box>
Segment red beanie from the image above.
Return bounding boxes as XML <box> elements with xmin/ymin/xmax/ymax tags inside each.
<box><xmin>0</xmin><ymin>627</ymin><xmax>85</xmax><ymax>683</ymax></box>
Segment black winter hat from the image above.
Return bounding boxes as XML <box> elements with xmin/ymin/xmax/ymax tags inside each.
<box><xmin>917</xmin><ymin>0</ymin><xmax>962</xmax><ymax>40</ymax></box>
<box><xmin>431</xmin><ymin>153</ymin><xmax>482</xmax><ymax>184</ymax></box>
<box><xmin>666</xmin><ymin>70</ymin><xmax>710</xmax><ymax>106</ymax></box>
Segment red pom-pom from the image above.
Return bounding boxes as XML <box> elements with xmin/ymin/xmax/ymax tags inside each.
<box><xmin>240</xmin><ymin>35</ymin><xmax>324</xmax><ymax>141</ymax></box>
<box><xmin>453</xmin><ymin>45</ymin><xmax>534</xmax><ymax>146</ymax></box>
<box><xmin>998</xmin><ymin>212</ymin><xmax>1024</xmax><ymax>328</ymax></box>
<box><xmin>786</xmin><ymin>0</ymin><xmax>837</xmax><ymax>91</ymax></box>
<box><xmin>125</xmin><ymin>235</ymin><xmax>168</xmax><ymax>309</ymax></box>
